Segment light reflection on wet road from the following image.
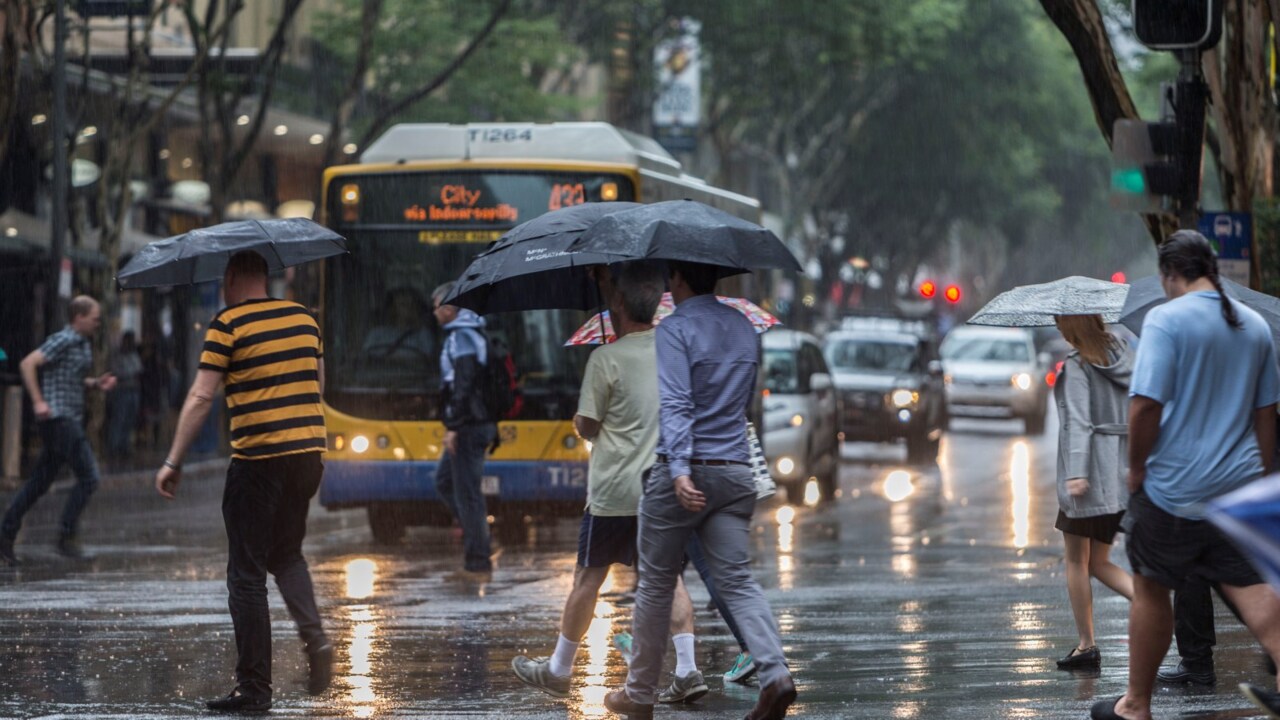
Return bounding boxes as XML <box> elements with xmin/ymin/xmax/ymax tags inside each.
<box><xmin>1</xmin><ymin>407</ymin><xmax>1278</xmax><ymax>718</ymax></box>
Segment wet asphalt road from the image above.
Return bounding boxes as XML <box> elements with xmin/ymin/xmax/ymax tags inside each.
<box><xmin>1</xmin><ymin>408</ymin><xmax>1277</xmax><ymax>719</ymax></box>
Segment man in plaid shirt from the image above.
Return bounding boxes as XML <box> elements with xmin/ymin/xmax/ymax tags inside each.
<box><xmin>1</xmin><ymin>296</ymin><xmax>116</xmax><ymax>564</ymax></box>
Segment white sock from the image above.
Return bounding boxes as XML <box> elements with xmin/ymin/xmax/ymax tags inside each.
<box><xmin>547</xmin><ymin>634</ymin><xmax>579</xmax><ymax>678</ymax></box>
<box><xmin>672</xmin><ymin>633</ymin><xmax>698</xmax><ymax>677</ymax></box>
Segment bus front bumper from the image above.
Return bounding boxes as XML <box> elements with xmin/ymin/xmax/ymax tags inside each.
<box><xmin>319</xmin><ymin>459</ymin><xmax>590</xmax><ymax>508</ymax></box>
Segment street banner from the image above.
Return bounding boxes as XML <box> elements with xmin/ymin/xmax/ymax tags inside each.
<box><xmin>653</xmin><ymin>18</ymin><xmax>701</xmax><ymax>154</ymax></box>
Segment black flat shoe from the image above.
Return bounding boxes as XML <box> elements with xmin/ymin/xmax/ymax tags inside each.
<box><xmin>1056</xmin><ymin>644</ymin><xmax>1101</xmax><ymax>669</ymax></box>
<box><xmin>1090</xmin><ymin>696</ymin><xmax>1135</xmax><ymax>720</ymax></box>
<box><xmin>205</xmin><ymin>690</ymin><xmax>271</xmax><ymax>714</ymax></box>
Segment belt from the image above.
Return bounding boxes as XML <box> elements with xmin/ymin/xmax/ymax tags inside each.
<box><xmin>655</xmin><ymin>454</ymin><xmax>748</xmax><ymax>467</ymax></box>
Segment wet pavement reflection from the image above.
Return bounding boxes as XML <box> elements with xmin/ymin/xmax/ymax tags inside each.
<box><xmin>2</xmin><ymin>406</ymin><xmax>1278</xmax><ymax>717</ymax></box>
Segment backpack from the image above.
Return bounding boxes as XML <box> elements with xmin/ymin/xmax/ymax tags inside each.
<box><xmin>480</xmin><ymin>333</ymin><xmax>522</xmax><ymax>420</ymax></box>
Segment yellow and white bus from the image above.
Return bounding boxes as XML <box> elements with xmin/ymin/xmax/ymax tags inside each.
<box><xmin>317</xmin><ymin>122</ymin><xmax>761</xmax><ymax>542</ymax></box>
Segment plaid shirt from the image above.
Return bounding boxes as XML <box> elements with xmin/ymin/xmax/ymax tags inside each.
<box><xmin>38</xmin><ymin>326</ymin><xmax>92</xmax><ymax>421</ymax></box>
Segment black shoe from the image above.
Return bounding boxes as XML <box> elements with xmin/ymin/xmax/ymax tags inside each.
<box><xmin>0</xmin><ymin>537</ymin><xmax>17</xmax><ymax>566</ymax></box>
<box><xmin>603</xmin><ymin>688</ymin><xmax>654</xmax><ymax>719</ymax></box>
<box><xmin>1056</xmin><ymin>645</ymin><xmax>1101</xmax><ymax>669</ymax></box>
<box><xmin>1240</xmin><ymin>682</ymin><xmax>1280</xmax><ymax>719</ymax></box>
<box><xmin>1156</xmin><ymin>660</ymin><xmax>1215</xmax><ymax>686</ymax></box>
<box><xmin>205</xmin><ymin>690</ymin><xmax>271</xmax><ymax>714</ymax></box>
<box><xmin>56</xmin><ymin>535</ymin><xmax>85</xmax><ymax>559</ymax></box>
<box><xmin>307</xmin><ymin>643</ymin><xmax>334</xmax><ymax>696</ymax></box>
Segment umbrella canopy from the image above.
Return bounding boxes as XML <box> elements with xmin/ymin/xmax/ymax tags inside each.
<box><xmin>117</xmin><ymin>218</ymin><xmax>347</xmax><ymax>289</ymax></box>
<box><xmin>567</xmin><ymin>199</ymin><xmax>802</xmax><ymax>272</ymax></box>
<box><xmin>1120</xmin><ymin>274</ymin><xmax>1280</xmax><ymax>348</ymax></box>
<box><xmin>967</xmin><ymin>276</ymin><xmax>1129</xmax><ymax>328</ymax></box>
<box><xmin>445</xmin><ymin>202</ymin><xmax>642</xmax><ymax>314</ymax></box>
<box><xmin>565</xmin><ymin>293</ymin><xmax>779</xmax><ymax>346</ymax></box>
<box><xmin>1208</xmin><ymin>475</ymin><xmax>1280</xmax><ymax>596</ymax></box>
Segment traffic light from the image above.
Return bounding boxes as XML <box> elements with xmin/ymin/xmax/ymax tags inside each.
<box><xmin>1110</xmin><ymin>76</ymin><xmax>1207</xmax><ymax>221</ymax></box>
<box><xmin>1133</xmin><ymin>0</ymin><xmax>1223</xmax><ymax>51</ymax></box>
<box><xmin>943</xmin><ymin>285</ymin><xmax>961</xmax><ymax>304</ymax></box>
<box><xmin>1111</xmin><ymin>271</ymin><xmax>1127</xmax><ymax>284</ymax></box>
<box><xmin>919</xmin><ymin>280</ymin><xmax>937</xmax><ymax>299</ymax></box>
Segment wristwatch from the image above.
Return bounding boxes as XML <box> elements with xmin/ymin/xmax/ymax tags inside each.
<box><xmin>163</xmin><ymin>459</ymin><xmax>181</xmax><ymax>471</ymax></box>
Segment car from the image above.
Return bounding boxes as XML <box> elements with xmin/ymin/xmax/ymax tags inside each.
<box><xmin>822</xmin><ymin>317</ymin><xmax>947</xmax><ymax>463</ymax></box>
<box><xmin>940</xmin><ymin>326</ymin><xmax>1050</xmax><ymax>434</ymax></box>
<box><xmin>761</xmin><ymin>329</ymin><xmax>841</xmax><ymax>502</ymax></box>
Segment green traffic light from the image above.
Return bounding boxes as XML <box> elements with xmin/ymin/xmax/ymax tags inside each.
<box><xmin>1111</xmin><ymin>168</ymin><xmax>1146</xmax><ymax>194</ymax></box>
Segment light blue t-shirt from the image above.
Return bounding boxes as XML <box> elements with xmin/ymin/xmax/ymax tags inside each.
<box><xmin>1130</xmin><ymin>291</ymin><xmax>1280</xmax><ymax>519</ymax></box>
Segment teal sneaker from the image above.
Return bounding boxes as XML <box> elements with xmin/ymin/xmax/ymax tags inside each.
<box><xmin>658</xmin><ymin>671</ymin><xmax>709</xmax><ymax>704</ymax></box>
<box><xmin>723</xmin><ymin>652</ymin><xmax>757</xmax><ymax>684</ymax></box>
<box><xmin>511</xmin><ymin>655</ymin><xmax>571</xmax><ymax>699</ymax></box>
<box><xmin>612</xmin><ymin>632</ymin><xmax>635</xmax><ymax>667</ymax></box>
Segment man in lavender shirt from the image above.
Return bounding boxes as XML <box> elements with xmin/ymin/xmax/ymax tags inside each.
<box><xmin>604</xmin><ymin>261</ymin><xmax>796</xmax><ymax>720</ymax></box>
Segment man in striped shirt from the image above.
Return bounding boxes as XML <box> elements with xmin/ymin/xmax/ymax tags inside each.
<box><xmin>155</xmin><ymin>251</ymin><xmax>331</xmax><ymax>714</ymax></box>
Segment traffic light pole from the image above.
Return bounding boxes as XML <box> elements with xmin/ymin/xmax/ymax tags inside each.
<box><xmin>46</xmin><ymin>0</ymin><xmax>69</xmax><ymax>333</ymax></box>
<box><xmin>1173</xmin><ymin>50</ymin><xmax>1208</xmax><ymax>229</ymax></box>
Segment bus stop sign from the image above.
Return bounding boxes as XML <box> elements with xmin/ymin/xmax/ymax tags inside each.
<box><xmin>1198</xmin><ymin>211</ymin><xmax>1251</xmax><ymax>286</ymax></box>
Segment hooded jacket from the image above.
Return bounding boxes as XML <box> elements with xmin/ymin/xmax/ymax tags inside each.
<box><xmin>1055</xmin><ymin>337</ymin><xmax>1134</xmax><ymax>519</ymax></box>
<box><xmin>440</xmin><ymin>309</ymin><xmax>492</xmax><ymax>430</ymax></box>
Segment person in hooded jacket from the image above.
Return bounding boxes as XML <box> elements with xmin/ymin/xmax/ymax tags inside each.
<box><xmin>432</xmin><ymin>282</ymin><xmax>498</xmax><ymax>576</ymax></box>
<box><xmin>1052</xmin><ymin>314</ymin><xmax>1135</xmax><ymax>670</ymax></box>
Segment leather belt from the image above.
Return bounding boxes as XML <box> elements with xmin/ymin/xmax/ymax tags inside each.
<box><xmin>655</xmin><ymin>454</ymin><xmax>748</xmax><ymax>467</ymax></box>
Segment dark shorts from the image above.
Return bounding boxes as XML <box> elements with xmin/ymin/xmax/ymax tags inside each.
<box><xmin>577</xmin><ymin>512</ymin><xmax>638</xmax><ymax>568</ymax></box>
<box><xmin>1055</xmin><ymin>510</ymin><xmax>1124</xmax><ymax>545</ymax></box>
<box><xmin>1126</xmin><ymin>489</ymin><xmax>1263</xmax><ymax>591</ymax></box>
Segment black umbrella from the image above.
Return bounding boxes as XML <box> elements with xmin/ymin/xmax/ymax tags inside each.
<box><xmin>566</xmin><ymin>199</ymin><xmax>801</xmax><ymax>272</ymax></box>
<box><xmin>445</xmin><ymin>202</ymin><xmax>641</xmax><ymax>314</ymax></box>
<box><xmin>1120</xmin><ymin>274</ymin><xmax>1280</xmax><ymax>348</ymax></box>
<box><xmin>117</xmin><ymin>218</ymin><xmax>347</xmax><ymax>289</ymax></box>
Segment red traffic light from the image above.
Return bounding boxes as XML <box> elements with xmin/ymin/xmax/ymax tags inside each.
<box><xmin>1111</xmin><ymin>271</ymin><xmax>1127</xmax><ymax>284</ymax></box>
<box><xmin>919</xmin><ymin>280</ymin><xmax>937</xmax><ymax>299</ymax></box>
<box><xmin>944</xmin><ymin>285</ymin><xmax>961</xmax><ymax>304</ymax></box>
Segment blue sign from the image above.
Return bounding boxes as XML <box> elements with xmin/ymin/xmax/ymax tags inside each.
<box><xmin>1198</xmin><ymin>212</ymin><xmax>1252</xmax><ymax>285</ymax></box>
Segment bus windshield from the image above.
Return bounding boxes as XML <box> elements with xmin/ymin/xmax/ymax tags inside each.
<box><xmin>324</xmin><ymin>170</ymin><xmax>635</xmax><ymax>422</ymax></box>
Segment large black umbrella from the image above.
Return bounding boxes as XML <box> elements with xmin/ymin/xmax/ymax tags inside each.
<box><xmin>1120</xmin><ymin>274</ymin><xmax>1280</xmax><ymax>348</ymax></box>
<box><xmin>117</xmin><ymin>218</ymin><xmax>347</xmax><ymax>289</ymax></box>
<box><xmin>445</xmin><ymin>202</ymin><xmax>641</xmax><ymax>314</ymax></box>
<box><xmin>567</xmin><ymin>199</ymin><xmax>801</xmax><ymax>272</ymax></box>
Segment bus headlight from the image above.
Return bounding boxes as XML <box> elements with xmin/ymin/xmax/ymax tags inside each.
<box><xmin>351</xmin><ymin>435</ymin><xmax>370</xmax><ymax>453</ymax></box>
<box><xmin>376</xmin><ymin>434</ymin><xmax>390</xmax><ymax>449</ymax></box>
<box><xmin>890</xmin><ymin>389</ymin><xmax>918</xmax><ymax>408</ymax></box>
<box><xmin>1012</xmin><ymin>373</ymin><xmax>1033</xmax><ymax>391</ymax></box>
<box><xmin>331</xmin><ymin>434</ymin><xmax>345</xmax><ymax>451</ymax></box>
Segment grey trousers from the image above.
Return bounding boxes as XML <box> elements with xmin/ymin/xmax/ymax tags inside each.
<box><xmin>625</xmin><ymin>462</ymin><xmax>789</xmax><ymax>703</ymax></box>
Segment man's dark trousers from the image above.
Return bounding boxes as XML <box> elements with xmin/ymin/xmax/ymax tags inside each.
<box><xmin>223</xmin><ymin>452</ymin><xmax>327</xmax><ymax>701</ymax></box>
<box><xmin>1</xmin><ymin>418</ymin><xmax>99</xmax><ymax>542</ymax></box>
<box><xmin>436</xmin><ymin>423</ymin><xmax>497</xmax><ymax>572</ymax></box>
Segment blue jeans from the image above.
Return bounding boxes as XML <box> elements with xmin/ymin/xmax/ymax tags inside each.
<box><xmin>106</xmin><ymin>387</ymin><xmax>139</xmax><ymax>457</ymax></box>
<box><xmin>436</xmin><ymin>423</ymin><xmax>496</xmax><ymax>571</ymax></box>
<box><xmin>2</xmin><ymin>417</ymin><xmax>100</xmax><ymax>541</ymax></box>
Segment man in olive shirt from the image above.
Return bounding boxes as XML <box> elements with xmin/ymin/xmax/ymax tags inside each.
<box><xmin>155</xmin><ymin>251</ymin><xmax>332</xmax><ymax>713</ymax></box>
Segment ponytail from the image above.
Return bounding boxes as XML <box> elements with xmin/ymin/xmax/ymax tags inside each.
<box><xmin>1206</xmin><ymin>267</ymin><xmax>1243</xmax><ymax>329</ymax></box>
<box><xmin>1158</xmin><ymin>229</ymin><xmax>1243</xmax><ymax>331</ymax></box>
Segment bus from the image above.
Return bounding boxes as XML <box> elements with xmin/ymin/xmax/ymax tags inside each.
<box><xmin>317</xmin><ymin>122</ymin><xmax>762</xmax><ymax>543</ymax></box>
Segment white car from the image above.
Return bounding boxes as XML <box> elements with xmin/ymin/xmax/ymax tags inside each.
<box><xmin>761</xmin><ymin>329</ymin><xmax>841</xmax><ymax>502</ymax></box>
<box><xmin>940</xmin><ymin>326</ymin><xmax>1050</xmax><ymax>434</ymax></box>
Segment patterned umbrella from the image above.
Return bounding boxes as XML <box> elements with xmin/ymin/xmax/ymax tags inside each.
<box><xmin>967</xmin><ymin>276</ymin><xmax>1129</xmax><ymax>328</ymax></box>
<box><xmin>565</xmin><ymin>293</ymin><xmax>779</xmax><ymax>345</ymax></box>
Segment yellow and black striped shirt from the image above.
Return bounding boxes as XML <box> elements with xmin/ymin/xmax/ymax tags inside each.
<box><xmin>199</xmin><ymin>298</ymin><xmax>326</xmax><ymax>460</ymax></box>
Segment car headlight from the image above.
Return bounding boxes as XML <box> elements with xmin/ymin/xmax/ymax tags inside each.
<box><xmin>790</xmin><ymin>414</ymin><xmax>804</xmax><ymax>427</ymax></box>
<box><xmin>890</xmin><ymin>389</ymin><xmax>918</xmax><ymax>408</ymax></box>
<box><xmin>1012</xmin><ymin>373</ymin><xmax>1033</xmax><ymax>391</ymax></box>
<box><xmin>777</xmin><ymin>456</ymin><xmax>795</xmax><ymax>475</ymax></box>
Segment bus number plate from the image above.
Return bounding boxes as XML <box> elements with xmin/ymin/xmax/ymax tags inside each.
<box><xmin>481</xmin><ymin>475</ymin><xmax>500</xmax><ymax>496</ymax></box>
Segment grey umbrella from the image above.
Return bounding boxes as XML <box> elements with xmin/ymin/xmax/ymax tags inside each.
<box><xmin>117</xmin><ymin>218</ymin><xmax>347</xmax><ymax>289</ymax></box>
<box><xmin>1120</xmin><ymin>274</ymin><xmax>1280</xmax><ymax>348</ymax></box>
<box><xmin>566</xmin><ymin>199</ymin><xmax>801</xmax><ymax>272</ymax></box>
<box><xmin>967</xmin><ymin>276</ymin><xmax>1129</xmax><ymax>327</ymax></box>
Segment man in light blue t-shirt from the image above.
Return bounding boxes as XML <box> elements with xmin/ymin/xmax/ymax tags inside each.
<box><xmin>1093</xmin><ymin>231</ymin><xmax>1280</xmax><ymax>720</ymax></box>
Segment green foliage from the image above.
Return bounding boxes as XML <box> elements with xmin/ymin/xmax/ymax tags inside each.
<box><xmin>312</xmin><ymin>0</ymin><xmax>585</xmax><ymax>137</ymax></box>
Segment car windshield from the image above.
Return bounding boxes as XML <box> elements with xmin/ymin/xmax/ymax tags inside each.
<box><xmin>941</xmin><ymin>336</ymin><xmax>1031</xmax><ymax>362</ymax></box>
<box><xmin>825</xmin><ymin>339</ymin><xmax>917</xmax><ymax>373</ymax></box>
<box><xmin>763</xmin><ymin>349</ymin><xmax>799</xmax><ymax>394</ymax></box>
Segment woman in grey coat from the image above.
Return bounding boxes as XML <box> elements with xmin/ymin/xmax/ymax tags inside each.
<box><xmin>1053</xmin><ymin>314</ymin><xmax>1135</xmax><ymax>670</ymax></box>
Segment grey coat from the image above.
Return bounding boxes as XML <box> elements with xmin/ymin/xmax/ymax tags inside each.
<box><xmin>1055</xmin><ymin>339</ymin><xmax>1134</xmax><ymax>518</ymax></box>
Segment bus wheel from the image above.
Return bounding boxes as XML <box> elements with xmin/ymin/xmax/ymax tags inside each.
<box><xmin>368</xmin><ymin>504</ymin><xmax>407</xmax><ymax>545</ymax></box>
